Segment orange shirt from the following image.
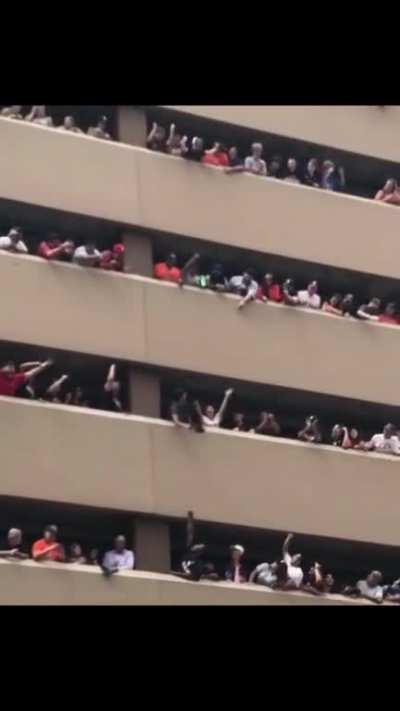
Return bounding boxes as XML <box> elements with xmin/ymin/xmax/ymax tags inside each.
<box><xmin>32</xmin><ymin>538</ymin><xmax>65</xmax><ymax>562</ymax></box>
<box><xmin>154</xmin><ymin>262</ymin><xmax>182</xmax><ymax>283</ymax></box>
<box><xmin>201</xmin><ymin>151</ymin><xmax>229</xmax><ymax>168</ymax></box>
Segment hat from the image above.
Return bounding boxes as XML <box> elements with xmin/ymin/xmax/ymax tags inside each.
<box><xmin>230</xmin><ymin>544</ymin><xmax>245</xmax><ymax>555</ymax></box>
<box><xmin>45</xmin><ymin>524</ymin><xmax>58</xmax><ymax>535</ymax></box>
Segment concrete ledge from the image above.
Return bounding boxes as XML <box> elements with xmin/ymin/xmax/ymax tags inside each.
<box><xmin>2</xmin><ymin>118</ymin><xmax>400</xmax><ymax>279</ymax></box>
<box><xmin>2</xmin><ymin>396</ymin><xmax>400</xmax><ymax>546</ymax></box>
<box><xmin>1</xmin><ymin>251</ymin><xmax>400</xmax><ymax>406</ymax></box>
<box><xmin>0</xmin><ymin>559</ymin><xmax>370</xmax><ymax>605</ymax></box>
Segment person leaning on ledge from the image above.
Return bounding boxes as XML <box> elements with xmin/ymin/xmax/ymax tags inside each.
<box><xmin>0</xmin><ymin>528</ymin><xmax>29</xmax><ymax>561</ymax></box>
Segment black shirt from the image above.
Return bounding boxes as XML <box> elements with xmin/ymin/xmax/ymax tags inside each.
<box><xmin>185</xmin><ymin>148</ymin><xmax>204</xmax><ymax>163</ymax></box>
<box><xmin>303</xmin><ymin>169</ymin><xmax>321</xmax><ymax>187</ymax></box>
<box><xmin>147</xmin><ymin>138</ymin><xmax>166</xmax><ymax>153</ymax></box>
<box><xmin>101</xmin><ymin>392</ymin><xmax>123</xmax><ymax>413</ymax></box>
<box><xmin>170</xmin><ymin>400</ymin><xmax>191</xmax><ymax>423</ymax></box>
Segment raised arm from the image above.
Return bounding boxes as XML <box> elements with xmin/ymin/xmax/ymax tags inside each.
<box><xmin>180</xmin><ymin>135</ymin><xmax>189</xmax><ymax>155</ymax></box>
<box><xmin>186</xmin><ymin>510</ymin><xmax>195</xmax><ymax>549</ymax></box>
<box><xmin>166</xmin><ymin>123</ymin><xmax>176</xmax><ymax>148</ymax></box>
<box><xmin>180</xmin><ymin>253</ymin><xmax>200</xmax><ymax>286</ymax></box>
<box><xmin>19</xmin><ymin>361</ymin><xmax>41</xmax><ymax>372</ymax></box>
<box><xmin>216</xmin><ymin>388</ymin><xmax>234</xmax><ymax>422</ymax></box>
<box><xmin>25</xmin><ymin>107</ymin><xmax>37</xmax><ymax>122</ymax></box>
<box><xmin>147</xmin><ymin>121</ymin><xmax>158</xmax><ymax>145</ymax></box>
<box><xmin>254</xmin><ymin>413</ymin><xmax>268</xmax><ymax>434</ymax></box>
<box><xmin>282</xmin><ymin>533</ymin><xmax>293</xmax><ymax>560</ymax></box>
<box><xmin>25</xmin><ymin>359</ymin><xmax>53</xmax><ymax>383</ymax></box>
<box><xmin>104</xmin><ymin>363</ymin><xmax>117</xmax><ymax>391</ymax></box>
<box><xmin>46</xmin><ymin>374</ymin><xmax>69</xmax><ymax>397</ymax></box>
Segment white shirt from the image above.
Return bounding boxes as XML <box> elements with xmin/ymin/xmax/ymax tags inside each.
<box><xmin>357</xmin><ymin>580</ymin><xmax>383</xmax><ymax>602</ymax></box>
<box><xmin>0</xmin><ymin>236</ymin><xmax>28</xmax><ymax>253</ymax></box>
<box><xmin>297</xmin><ymin>290</ymin><xmax>321</xmax><ymax>309</ymax></box>
<box><xmin>102</xmin><ymin>549</ymin><xmax>134</xmax><ymax>571</ymax></box>
<box><xmin>202</xmin><ymin>414</ymin><xmax>222</xmax><ymax>428</ymax></box>
<box><xmin>244</xmin><ymin>156</ymin><xmax>267</xmax><ymax>176</ymax></box>
<box><xmin>284</xmin><ymin>553</ymin><xmax>304</xmax><ymax>588</ymax></box>
<box><xmin>73</xmin><ymin>245</ymin><xmax>101</xmax><ymax>266</ymax></box>
<box><xmin>368</xmin><ymin>434</ymin><xmax>400</xmax><ymax>455</ymax></box>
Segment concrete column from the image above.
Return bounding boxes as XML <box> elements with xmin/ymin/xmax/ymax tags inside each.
<box><xmin>128</xmin><ymin>369</ymin><xmax>161</xmax><ymax>418</ymax></box>
<box><xmin>134</xmin><ymin>518</ymin><xmax>171</xmax><ymax>573</ymax></box>
<box><xmin>116</xmin><ymin>106</ymin><xmax>147</xmax><ymax>147</ymax></box>
<box><xmin>122</xmin><ymin>230</ymin><xmax>153</xmax><ymax>277</ymax></box>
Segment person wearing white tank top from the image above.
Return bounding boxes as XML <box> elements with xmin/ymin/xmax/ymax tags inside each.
<box><xmin>194</xmin><ymin>388</ymin><xmax>234</xmax><ymax>429</ymax></box>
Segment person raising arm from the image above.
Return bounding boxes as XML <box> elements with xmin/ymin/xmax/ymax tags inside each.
<box><xmin>195</xmin><ymin>388</ymin><xmax>234</xmax><ymax>428</ymax></box>
<box><xmin>45</xmin><ymin>374</ymin><xmax>69</xmax><ymax>403</ymax></box>
<box><xmin>24</xmin><ymin>360</ymin><xmax>53</xmax><ymax>384</ymax></box>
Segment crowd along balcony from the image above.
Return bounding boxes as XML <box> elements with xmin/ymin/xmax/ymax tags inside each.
<box><xmin>163</xmin><ymin>105</ymin><xmax>400</xmax><ymax>164</ymax></box>
<box><xmin>0</xmin><ymin>559</ymin><xmax>365</xmax><ymax>605</ymax></box>
<box><xmin>2</xmin><ymin>396</ymin><xmax>400</xmax><ymax>548</ymax></box>
<box><xmin>2</xmin><ymin>117</ymin><xmax>400</xmax><ymax>279</ymax></box>
<box><xmin>1</xmin><ymin>252</ymin><xmax>400</xmax><ymax>407</ymax></box>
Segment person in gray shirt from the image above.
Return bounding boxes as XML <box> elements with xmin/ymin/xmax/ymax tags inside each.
<box><xmin>249</xmin><ymin>561</ymin><xmax>279</xmax><ymax>588</ymax></box>
<box><xmin>244</xmin><ymin>143</ymin><xmax>267</xmax><ymax>176</ymax></box>
<box><xmin>229</xmin><ymin>269</ymin><xmax>258</xmax><ymax>310</ymax></box>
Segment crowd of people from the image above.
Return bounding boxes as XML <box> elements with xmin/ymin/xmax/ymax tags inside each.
<box><xmin>176</xmin><ymin>513</ymin><xmax>400</xmax><ymax>604</ymax></box>
<box><xmin>0</xmin><ymin>226</ymin><xmax>124</xmax><ymax>271</ymax></box>
<box><xmin>1</xmin><ymin>356</ymin><xmax>399</xmax><ymax>456</ymax></box>
<box><xmin>147</xmin><ymin>122</ymin><xmax>347</xmax><ymax>192</ymax></box>
<box><xmin>0</xmin><ymin>525</ymin><xmax>133</xmax><ymax>577</ymax></box>
<box><xmin>4</xmin><ymin>107</ymin><xmax>399</xmax><ymax>205</ymax></box>
<box><xmin>0</xmin><ymin>360</ymin><xmax>124</xmax><ymax>413</ymax></box>
<box><xmin>169</xmin><ymin>387</ymin><xmax>400</xmax><ymax>455</ymax></box>
<box><xmin>3</xmin><ymin>227</ymin><xmax>398</xmax><ymax>329</ymax></box>
<box><xmin>1</xmin><ymin>105</ymin><xmax>112</xmax><ymax>140</ymax></box>
<box><xmin>154</xmin><ymin>252</ymin><xmax>400</xmax><ymax>326</ymax></box>
<box><xmin>2</xmin><ymin>515</ymin><xmax>398</xmax><ymax>604</ymax></box>
<box><xmin>147</xmin><ymin>121</ymin><xmax>400</xmax><ymax>205</ymax></box>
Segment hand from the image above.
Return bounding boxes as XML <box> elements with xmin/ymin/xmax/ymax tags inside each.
<box><xmin>152</xmin><ymin>122</ymin><xmax>158</xmax><ymax>131</ymax></box>
<box><xmin>44</xmin><ymin>359</ymin><xmax>54</xmax><ymax>367</ymax></box>
<box><xmin>238</xmin><ymin>299</ymin><xmax>245</xmax><ymax>310</ymax></box>
<box><xmin>61</xmin><ymin>374</ymin><xmax>69</xmax><ymax>380</ymax></box>
<box><xmin>9</xmin><ymin>548</ymin><xmax>20</xmax><ymax>557</ymax></box>
<box><xmin>225</xmin><ymin>388</ymin><xmax>234</xmax><ymax>396</ymax></box>
<box><xmin>170</xmin><ymin>123</ymin><xmax>176</xmax><ymax>132</ymax></box>
<box><xmin>63</xmin><ymin>241</ymin><xmax>74</xmax><ymax>253</ymax></box>
<box><xmin>287</xmin><ymin>533</ymin><xmax>294</xmax><ymax>541</ymax></box>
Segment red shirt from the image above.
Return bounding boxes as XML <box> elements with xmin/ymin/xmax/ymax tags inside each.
<box><xmin>38</xmin><ymin>241</ymin><xmax>55</xmax><ymax>259</ymax></box>
<box><xmin>100</xmin><ymin>250</ymin><xmax>123</xmax><ymax>271</ymax></box>
<box><xmin>201</xmin><ymin>151</ymin><xmax>229</xmax><ymax>168</ymax></box>
<box><xmin>0</xmin><ymin>371</ymin><xmax>27</xmax><ymax>396</ymax></box>
<box><xmin>256</xmin><ymin>283</ymin><xmax>283</xmax><ymax>302</ymax></box>
<box><xmin>32</xmin><ymin>539</ymin><xmax>65</xmax><ymax>562</ymax></box>
<box><xmin>154</xmin><ymin>262</ymin><xmax>182</xmax><ymax>283</ymax></box>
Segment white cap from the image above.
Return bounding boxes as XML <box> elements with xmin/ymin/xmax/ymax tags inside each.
<box><xmin>231</xmin><ymin>544</ymin><xmax>245</xmax><ymax>554</ymax></box>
